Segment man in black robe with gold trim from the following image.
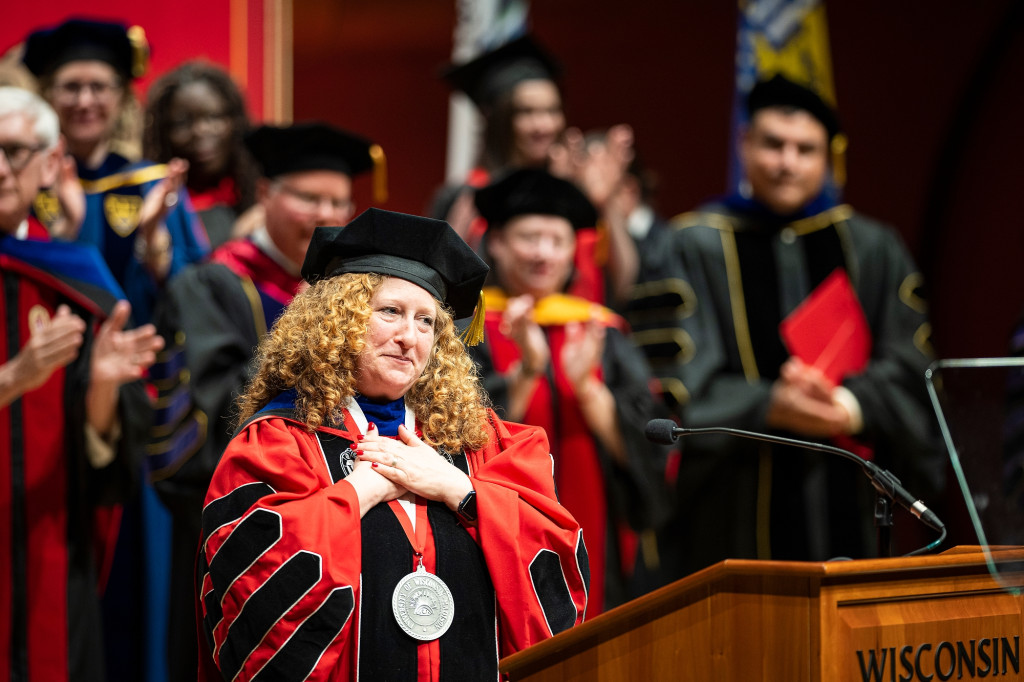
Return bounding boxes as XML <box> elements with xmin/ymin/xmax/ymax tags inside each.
<box><xmin>633</xmin><ymin>75</ymin><xmax>944</xmax><ymax>580</ymax></box>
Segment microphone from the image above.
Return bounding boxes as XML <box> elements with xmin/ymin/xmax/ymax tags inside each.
<box><xmin>644</xmin><ymin>419</ymin><xmax>944</xmax><ymax>533</ymax></box>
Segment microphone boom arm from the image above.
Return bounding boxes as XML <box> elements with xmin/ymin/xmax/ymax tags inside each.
<box><xmin>651</xmin><ymin>422</ymin><xmax>945</xmax><ymax>536</ymax></box>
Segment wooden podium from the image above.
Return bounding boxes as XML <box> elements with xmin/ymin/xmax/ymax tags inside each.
<box><xmin>500</xmin><ymin>546</ymin><xmax>1024</xmax><ymax>681</ymax></box>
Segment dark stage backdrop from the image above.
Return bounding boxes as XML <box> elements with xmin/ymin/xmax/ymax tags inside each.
<box><xmin>292</xmin><ymin>0</ymin><xmax>1023</xmax><ymax>365</ymax></box>
<box><xmin>292</xmin><ymin>0</ymin><xmax>1024</xmax><ymax>550</ymax></box>
<box><xmin>3</xmin><ymin>0</ymin><xmax>1002</xmax><ymax>551</ymax></box>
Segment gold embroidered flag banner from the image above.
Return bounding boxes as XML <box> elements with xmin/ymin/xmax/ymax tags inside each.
<box><xmin>730</xmin><ymin>0</ymin><xmax>845</xmax><ymax>191</ymax></box>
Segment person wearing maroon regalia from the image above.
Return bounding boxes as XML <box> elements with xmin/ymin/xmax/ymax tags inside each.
<box><xmin>0</xmin><ymin>85</ymin><xmax>162</xmax><ymax>682</ymax></box>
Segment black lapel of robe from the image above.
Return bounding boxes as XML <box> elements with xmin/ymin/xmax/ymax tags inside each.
<box><xmin>734</xmin><ymin>230</ymin><xmax>787</xmax><ymax>378</ymax></box>
<box><xmin>435</xmin><ymin>451</ymin><xmax>497</xmax><ymax>681</ymax></box>
<box><xmin>358</xmin><ymin>451</ymin><xmax>497</xmax><ymax>680</ymax></box>
<box><xmin>734</xmin><ymin>220</ymin><xmax>848</xmax><ymax>378</ymax></box>
<box><xmin>801</xmin><ymin>224</ymin><xmax>847</xmax><ymax>291</ymax></box>
<box><xmin>357</xmin><ymin>504</ymin><xmax>419</xmax><ymax>678</ymax></box>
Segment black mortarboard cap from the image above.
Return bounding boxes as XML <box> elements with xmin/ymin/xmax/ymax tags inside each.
<box><xmin>245</xmin><ymin>122</ymin><xmax>378</xmax><ymax>179</ymax></box>
<box><xmin>22</xmin><ymin>18</ymin><xmax>148</xmax><ymax>80</ymax></box>
<box><xmin>302</xmin><ymin>208</ymin><xmax>489</xmax><ymax>322</ymax></box>
<box><xmin>441</xmin><ymin>34</ymin><xmax>561</xmax><ymax>110</ymax></box>
<box><xmin>474</xmin><ymin>168</ymin><xmax>598</xmax><ymax>231</ymax></box>
<box><xmin>746</xmin><ymin>73</ymin><xmax>841</xmax><ymax>140</ymax></box>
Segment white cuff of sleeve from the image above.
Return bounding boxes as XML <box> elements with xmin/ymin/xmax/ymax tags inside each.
<box><xmin>85</xmin><ymin>418</ymin><xmax>121</xmax><ymax>468</ymax></box>
<box><xmin>832</xmin><ymin>386</ymin><xmax>864</xmax><ymax>435</ymax></box>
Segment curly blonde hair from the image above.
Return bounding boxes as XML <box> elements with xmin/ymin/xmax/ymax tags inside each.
<box><xmin>236</xmin><ymin>273</ymin><xmax>491</xmax><ymax>451</ymax></box>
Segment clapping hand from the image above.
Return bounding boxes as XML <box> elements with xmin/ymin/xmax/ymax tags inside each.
<box><xmin>138</xmin><ymin>158</ymin><xmax>188</xmax><ymax>240</ymax></box>
<box><xmin>548</xmin><ymin>124</ymin><xmax>635</xmax><ymax>210</ymax></box>
<box><xmin>500</xmin><ymin>294</ymin><xmax>550</xmax><ymax>376</ymax></box>
<box><xmin>577</xmin><ymin>124</ymin><xmax>635</xmax><ymax>210</ymax></box>
<box><xmin>560</xmin><ymin>315</ymin><xmax>606</xmax><ymax>391</ymax></box>
<box><xmin>12</xmin><ymin>304</ymin><xmax>86</xmax><ymax>393</ymax></box>
<box><xmin>90</xmin><ymin>300</ymin><xmax>164</xmax><ymax>387</ymax></box>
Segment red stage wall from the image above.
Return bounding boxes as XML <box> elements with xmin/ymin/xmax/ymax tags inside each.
<box><xmin>3</xmin><ymin>2</ymin><xmax>281</xmax><ymax>120</ymax></box>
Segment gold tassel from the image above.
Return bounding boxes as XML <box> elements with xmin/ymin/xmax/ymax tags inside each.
<box><xmin>593</xmin><ymin>218</ymin><xmax>609</xmax><ymax>267</ymax></box>
<box><xmin>369</xmin><ymin>143</ymin><xmax>388</xmax><ymax>204</ymax></box>
<box><xmin>127</xmin><ymin>26</ymin><xmax>150</xmax><ymax>79</ymax></box>
<box><xmin>831</xmin><ymin>132</ymin><xmax>848</xmax><ymax>189</ymax></box>
<box><xmin>459</xmin><ymin>291</ymin><xmax>486</xmax><ymax>346</ymax></box>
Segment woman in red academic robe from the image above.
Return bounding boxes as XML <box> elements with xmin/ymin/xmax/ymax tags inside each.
<box><xmin>197</xmin><ymin>208</ymin><xmax>589</xmax><ymax>681</ymax></box>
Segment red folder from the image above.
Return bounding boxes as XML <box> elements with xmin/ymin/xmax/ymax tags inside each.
<box><xmin>779</xmin><ymin>268</ymin><xmax>871</xmax><ymax>386</ymax></box>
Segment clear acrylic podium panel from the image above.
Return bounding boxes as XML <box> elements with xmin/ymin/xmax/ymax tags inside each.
<box><xmin>926</xmin><ymin>357</ymin><xmax>1024</xmax><ymax>592</ymax></box>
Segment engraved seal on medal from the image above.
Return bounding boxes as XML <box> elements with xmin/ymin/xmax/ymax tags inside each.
<box><xmin>392</xmin><ymin>568</ymin><xmax>455</xmax><ymax>641</ymax></box>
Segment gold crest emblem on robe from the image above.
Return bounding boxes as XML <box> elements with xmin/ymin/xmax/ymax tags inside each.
<box><xmin>104</xmin><ymin>194</ymin><xmax>143</xmax><ymax>236</ymax></box>
<box><xmin>32</xmin><ymin>190</ymin><xmax>62</xmax><ymax>229</ymax></box>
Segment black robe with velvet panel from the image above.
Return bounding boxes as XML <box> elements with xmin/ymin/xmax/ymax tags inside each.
<box><xmin>631</xmin><ymin>201</ymin><xmax>944</xmax><ymax>580</ymax></box>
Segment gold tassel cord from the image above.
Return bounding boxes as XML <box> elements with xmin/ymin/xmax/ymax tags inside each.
<box><xmin>459</xmin><ymin>291</ymin><xmax>487</xmax><ymax>346</ymax></box>
<box><xmin>369</xmin><ymin>144</ymin><xmax>388</xmax><ymax>204</ymax></box>
<box><xmin>127</xmin><ymin>26</ymin><xmax>150</xmax><ymax>79</ymax></box>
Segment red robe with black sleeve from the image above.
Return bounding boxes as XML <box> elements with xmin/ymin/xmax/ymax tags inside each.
<box><xmin>0</xmin><ymin>226</ymin><xmax>147</xmax><ymax>682</ymax></box>
<box><xmin>197</xmin><ymin>403</ymin><xmax>589</xmax><ymax>681</ymax></box>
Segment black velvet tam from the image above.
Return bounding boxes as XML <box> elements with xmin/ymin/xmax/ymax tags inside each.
<box><xmin>302</xmin><ymin>208</ymin><xmax>489</xmax><ymax>320</ymax></box>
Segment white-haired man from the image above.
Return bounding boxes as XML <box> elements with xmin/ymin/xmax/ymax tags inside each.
<box><xmin>0</xmin><ymin>86</ymin><xmax>163</xmax><ymax>682</ymax></box>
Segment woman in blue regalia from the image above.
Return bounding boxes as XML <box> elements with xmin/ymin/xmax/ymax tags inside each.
<box><xmin>22</xmin><ymin>18</ymin><xmax>210</xmax><ymax>323</ymax></box>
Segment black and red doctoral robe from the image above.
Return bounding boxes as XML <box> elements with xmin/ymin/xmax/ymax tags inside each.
<box><xmin>197</xmin><ymin>397</ymin><xmax>589</xmax><ymax>681</ymax></box>
<box><xmin>0</xmin><ymin>224</ymin><xmax>147</xmax><ymax>682</ymax></box>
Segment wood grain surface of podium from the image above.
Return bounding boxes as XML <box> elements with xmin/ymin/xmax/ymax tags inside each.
<box><xmin>499</xmin><ymin>546</ymin><xmax>1024</xmax><ymax>682</ymax></box>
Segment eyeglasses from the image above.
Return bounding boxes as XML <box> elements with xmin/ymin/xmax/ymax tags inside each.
<box><xmin>0</xmin><ymin>143</ymin><xmax>46</xmax><ymax>172</ymax></box>
<box><xmin>49</xmin><ymin>80</ymin><xmax>122</xmax><ymax>105</ymax></box>
<box><xmin>167</xmin><ymin>112</ymin><xmax>232</xmax><ymax>136</ymax></box>
<box><xmin>274</xmin><ymin>182</ymin><xmax>353</xmax><ymax>215</ymax></box>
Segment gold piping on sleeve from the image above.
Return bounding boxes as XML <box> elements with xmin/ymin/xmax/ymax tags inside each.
<box><xmin>657</xmin><ymin>377</ymin><xmax>691</xmax><ymax>406</ymax></box>
<box><xmin>899</xmin><ymin>273</ymin><xmax>928</xmax><ymax>314</ymax></box>
<box><xmin>914</xmin><ymin>322</ymin><xmax>934</xmax><ymax>358</ymax></box>
<box><xmin>148</xmin><ymin>410</ymin><xmax>209</xmax><ymax>482</ymax></box>
<box><xmin>629</xmin><ymin>278</ymin><xmax>697</xmax><ymax>319</ymax></box>
<box><xmin>148</xmin><ymin>389</ymin><xmax>200</xmax><ymax>438</ymax></box>
<box><xmin>631</xmin><ymin>328</ymin><xmax>696</xmax><ymax>365</ymax></box>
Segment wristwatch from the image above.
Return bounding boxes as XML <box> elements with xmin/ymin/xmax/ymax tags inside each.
<box><xmin>456</xmin><ymin>489</ymin><xmax>477</xmax><ymax>524</ymax></box>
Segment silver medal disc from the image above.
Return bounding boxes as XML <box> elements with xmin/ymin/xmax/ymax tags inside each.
<box><xmin>391</xmin><ymin>564</ymin><xmax>455</xmax><ymax>641</ymax></box>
